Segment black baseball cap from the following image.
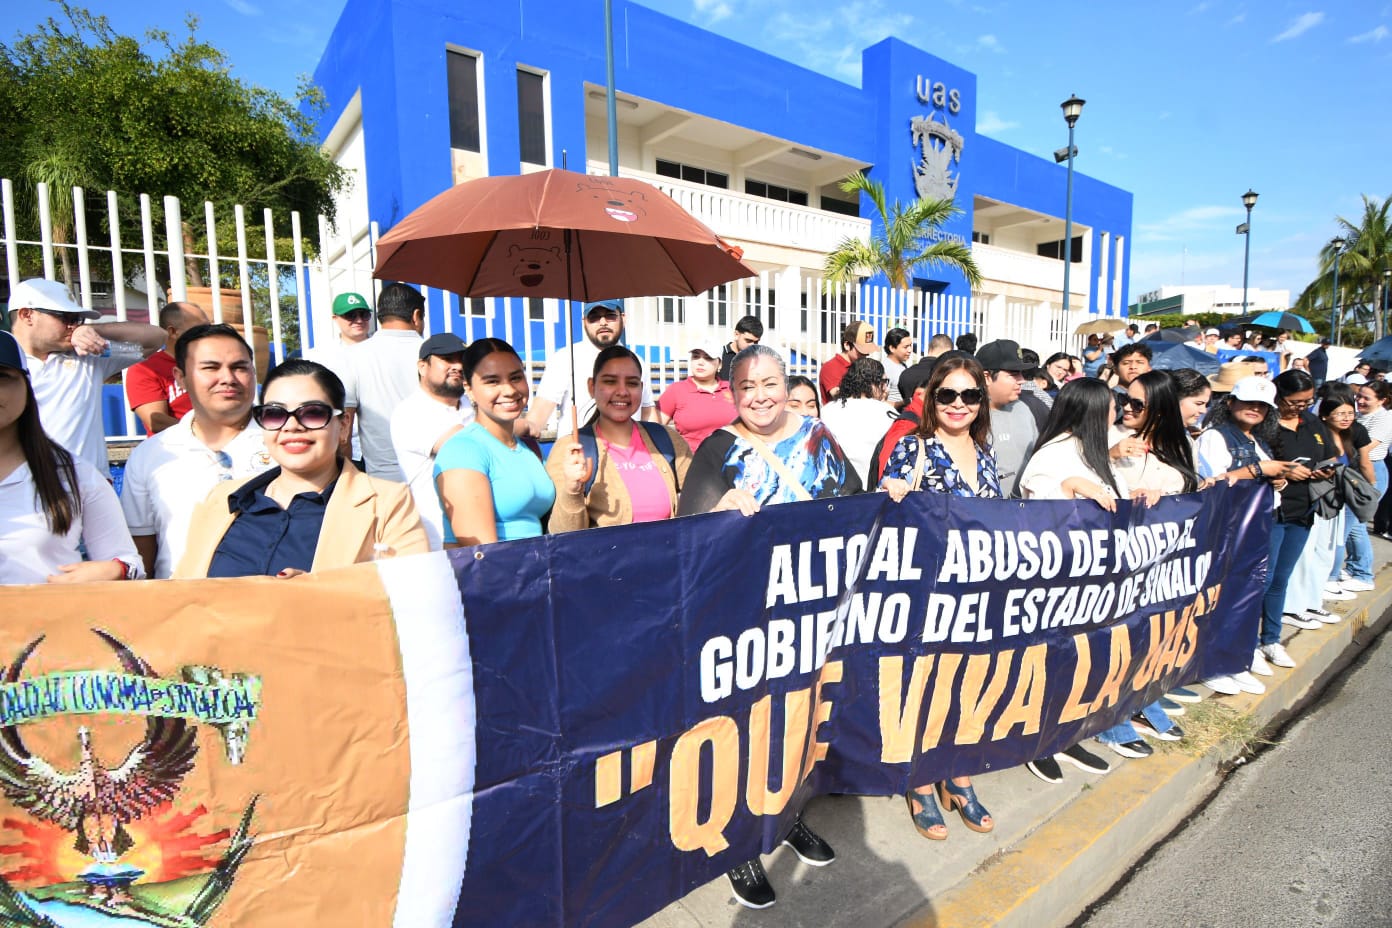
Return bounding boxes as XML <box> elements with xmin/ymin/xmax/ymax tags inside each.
<box><xmin>0</xmin><ymin>331</ymin><xmax>27</xmax><ymax>374</ymax></box>
<box><xmin>898</xmin><ymin>358</ymin><xmax>937</xmax><ymax>401</ymax></box>
<box><xmin>975</xmin><ymin>339</ymin><xmax>1030</xmax><ymax>372</ymax></box>
<box><xmin>419</xmin><ymin>332</ymin><xmax>467</xmax><ymax>360</ymax></box>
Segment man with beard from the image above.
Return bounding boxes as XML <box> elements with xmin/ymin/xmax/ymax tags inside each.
<box><xmin>391</xmin><ymin>333</ymin><xmax>475</xmax><ymax>549</ymax></box>
<box><xmin>121</xmin><ymin>324</ymin><xmax>273</xmax><ymax>578</ymax></box>
<box><xmin>521</xmin><ymin>299</ymin><xmax>656</xmax><ymax>440</ymax></box>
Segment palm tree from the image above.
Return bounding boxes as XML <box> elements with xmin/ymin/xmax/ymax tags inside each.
<box><xmin>1295</xmin><ymin>194</ymin><xmax>1391</xmax><ymax>342</ymax></box>
<box><xmin>823</xmin><ymin>172</ymin><xmax>981</xmax><ymax>291</ymax></box>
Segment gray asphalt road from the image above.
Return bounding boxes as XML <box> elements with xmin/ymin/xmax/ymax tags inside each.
<box><xmin>1078</xmin><ymin>628</ymin><xmax>1392</xmax><ymax>928</ymax></box>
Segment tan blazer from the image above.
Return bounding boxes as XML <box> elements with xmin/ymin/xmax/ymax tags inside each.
<box><xmin>545</xmin><ymin>424</ymin><xmax>693</xmax><ymax>532</ymax></box>
<box><xmin>174</xmin><ymin>460</ymin><xmax>430</xmax><ymax>578</ymax></box>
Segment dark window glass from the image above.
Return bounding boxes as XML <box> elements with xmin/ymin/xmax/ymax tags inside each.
<box><xmin>527</xmin><ymin>297</ymin><xmax>546</xmax><ymax>321</ymax></box>
<box><xmin>655</xmin><ymin>159</ymin><xmax>681</xmax><ymax>179</ymax></box>
<box><xmin>747</xmin><ymin>179</ymin><xmax>807</xmax><ymax>206</ymax></box>
<box><xmin>745</xmin><ymin>180</ymin><xmax>767</xmax><ymax>198</ymax></box>
<box><xmin>706</xmin><ymin>171</ymin><xmax>728</xmax><ymax>189</ymax></box>
<box><xmin>446</xmin><ymin>51</ymin><xmax>481</xmax><ymax>153</ymax></box>
<box><xmin>820</xmin><ymin>197</ymin><xmax>859</xmax><ymax>217</ymax></box>
<box><xmin>657</xmin><ymin>160</ymin><xmax>727</xmax><ymax>189</ymax></box>
<box><xmin>788</xmin><ymin>189</ymin><xmax>808</xmax><ymax>206</ymax></box>
<box><xmin>517</xmin><ymin>70</ymin><xmax>547</xmax><ymax>165</ymax></box>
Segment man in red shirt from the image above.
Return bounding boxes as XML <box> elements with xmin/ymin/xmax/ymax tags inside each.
<box><xmin>126</xmin><ymin>302</ymin><xmax>209</xmax><ymax>433</ymax></box>
<box><xmin>818</xmin><ymin>320</ymin><xmax>878</xmax><ymax>403</ymax></box>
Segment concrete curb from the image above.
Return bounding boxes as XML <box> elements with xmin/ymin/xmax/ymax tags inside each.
<box><xmin>903</xmin><ymin>575</ymin><xmax>1392</xmax><ymax>928</ymax></box>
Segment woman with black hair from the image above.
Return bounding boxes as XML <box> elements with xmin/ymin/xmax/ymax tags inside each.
<box><xmin>1111</xmin><ymin>370</ymin><xmax>1201</xmax><ymax>498</ymax></box>
<box><xmin>1317</xmin><ymin>382</ymin><xmax>1376</xmax><ymax>599</ymax></box>
<box><xmin>785</xmin><ymin>374</ymin><xmax>821</xmax><ymax>419</ymax></box>
<box><xmin>0</xmin><ymin>332</ymin><xmax>143</xmax><ymax>584</ymax></box>
<box><xmin>819</xmin><ymin>355</ymin><xmax>897</xmax><ymax>488</ymax></box>
<box><xmin>1169</xmin><ymin>368</ymin><xmax>1212</xmax><ymax>437</ymax></box>
<box><xmin>1357</xmin><ymin>380</ymin><xmax>1392</xmax><ymax>536</ymax></box>
<box><xmin>177</xmin><ymin>358</ymin><xmax>428</xmax><ymax>577</ymax></box>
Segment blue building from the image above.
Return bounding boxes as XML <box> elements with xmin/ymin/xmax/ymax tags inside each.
<box><xmin>308</xmin><ymin>0</ymin><xmax>1132</xmax><ymax>364</ymax></box>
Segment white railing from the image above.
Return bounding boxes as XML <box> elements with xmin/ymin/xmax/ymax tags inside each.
<box><xmin>0</xmin><ymin>178</ymin><xmax>1114</xmax><ymax>445</ymax></box>
<box><xmin>586</xmin><ymin>161</ymin><xmax>871</xmax><ymax>254</ymax></box>
<box><xmin>972</xmin><ymin>241</ymin><xmax>1090</xmax><ymax>300</ymax></box>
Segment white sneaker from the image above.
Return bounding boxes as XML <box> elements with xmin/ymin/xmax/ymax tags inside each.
<box><xmin>1304</xmin><ymin>609</ymin><xmax>1341</xmax><ymax>625</ymax></box>
<box><xmin>1250</xmin><ymin>649</ymin><xmax>1274</xmax><ymax>676</ymax></box>
<box><xmin>1341</xmin><ymin>578</ymin><xmax>1375</xmax><ymax>592</ymax></box>
<box><xmin>1322</xmin><ymin>583</ymin><xmax>1355</xmax><ymax>601</ymax></box>
<box><xmin>1261</xmin><ymin>642</ymin><xmax>1296</xmax><ymax>668</ymax></box>
<box><xmin>1282</xmin><ymin>612</ymin><xmax>1322</xmax><ymax>630</ymax></box>
<box><xmin>1232</xmin><ymin>671</ymin><xmax>1266</xmax><ymax>694</ymax></box>
<box><xmin>1203</xmin><ymin>674</ymin><xmax>1241</xmax><ymax>695</ymax></box>
<box><xmin>1340</xmin><ymin>570</ymin><xmax>1352</xmax><ymax>581</ymax></box>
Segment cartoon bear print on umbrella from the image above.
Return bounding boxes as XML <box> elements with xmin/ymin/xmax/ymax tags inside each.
<box><xmin>576</xmin><ymin>180</ymin><xmax>647</xmax><ymax>223</ymax></box>
<box><xmin>510</xmin><ymin>245</ymin><xmax>563</xmax><ymax>288</ymax></box>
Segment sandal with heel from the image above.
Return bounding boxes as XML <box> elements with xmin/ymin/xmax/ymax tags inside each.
<box><xmin>904</xmin><ymin>787</ymin><xmax>948</xmax><ymax>840</ymax></box>
<box><xmin>936</xmin><ymin>779</ymin><xmax>994</xmax><ymax>834</ymax></box>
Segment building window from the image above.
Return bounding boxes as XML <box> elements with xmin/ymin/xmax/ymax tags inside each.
<box><xmin>746</xmin><ymin>180</ymin><xmax>808</xmax><ymax>206</ymax></box>
<box><xmin>517</xmin><ymin>69</ymin><xmax>547</xmax><ymax>166</ymax></box>
<box><xmin>660</xmin><ymin>297</ymin><xmax>684</xmax><ymax>324</ymax></box>
<box><xmin>446</xmin><ymin>50</ymin><xmax>481</xmax><ymax>153</ymax></box>
<box><xmin>655</xmin><ymin>159</ymin><xmax>728</xmax><ymax>189</ymax></box>
<box><xmin>821</xmin><ymin>197</ymin><xmax>859</xmax><ymax>217</ymax></box>
<box><xmin>1037</xmin><ymin>237</ymin><xmax>1083</xmax><ymax>262</ymax></box>
<box><xmin>461</xmin><ymin>297</ymin><xmax>487</xmax><ymax>317</ymax></box>
<box><xmin>748</xmin><ymin>288</ymin><xmax>776</xmax><ymax>329</ymax></box>
<box><xmin>527</xmin><ymin>297</ymin><xmax>546</xmax><ymax>321</ymax></box>
<box><xmin>971</xmin><ymin>231</ymin><xmax>991</xmax><ymax>245</ymax></box>
<box><xmin>707</xmin><ymin>285</ymin><xmax>729</xmax><ymax>327</ymax></box>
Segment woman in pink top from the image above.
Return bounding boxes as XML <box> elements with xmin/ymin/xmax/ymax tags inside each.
<box><xmin>657</xmin><ymin>342</ymin><xmax>736</xmax><ymax>450</ymax></box>
<box><xmin>547</xmin><ymin>346</ymin><xmax>692</xmax><ymax>531</ymax></box>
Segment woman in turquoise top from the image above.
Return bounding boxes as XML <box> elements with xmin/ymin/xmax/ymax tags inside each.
<box><xmin>435</xmin><ymin>338</ymin><xmax>573</xmax><ymax>545</ymax></box>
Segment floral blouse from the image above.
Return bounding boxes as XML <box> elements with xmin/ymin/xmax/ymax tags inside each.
<box><xmin>879</xmin><ymin>434</ymin><xmax>1002</xmax><ymax>498</ymax></box>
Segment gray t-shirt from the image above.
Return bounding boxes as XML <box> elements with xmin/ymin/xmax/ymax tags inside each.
<box><xmin>989</xmin><ymin>400</ymin><xmax>1039</xmax><ymax>498</ymax></box>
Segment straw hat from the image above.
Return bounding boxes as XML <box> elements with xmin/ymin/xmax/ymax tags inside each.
<box><xmin>1208</xmin><ymin>360</ymin><xmax>1257</xmax><ymax>393</ymax></box>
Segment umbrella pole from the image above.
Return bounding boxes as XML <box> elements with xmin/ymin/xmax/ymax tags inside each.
<box><xmin>565</xmin><ymin>228</ymin><xmax>579</xmax><ymax>437</ymax></box>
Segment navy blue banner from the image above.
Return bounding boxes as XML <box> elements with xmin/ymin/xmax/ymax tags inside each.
<box><xmin>451</xmin><ymin>482</ymin><xmax>1270</xmax><ymax>927</ymax></box>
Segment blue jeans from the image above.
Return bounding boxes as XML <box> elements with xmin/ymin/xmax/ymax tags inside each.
<box><xmin>1341</xmin><ymin>513</ymin><xmax>1374</xmax><ymax>582</ymax></box>
<box><xmin>1097</xmin><ymin>701</ymin><xmax>1173</xmax><ymax>743</ymax></box>
<box><xmin>1263</xmin><ymin>519</ymin><xmax>1311</xmax><ymax>646</ymax></box>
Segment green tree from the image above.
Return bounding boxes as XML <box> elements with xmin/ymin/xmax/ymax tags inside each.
<box><xmin>1295</xmin><ymin>194</ymin><xmax>1391</xmax><ymax>346</ymax></box>
<box><xmin>823</xmin><ymin>171</ymin><xmax>981</xmax><ymax>291</ymax></box>
<box><xmin>0</xmin><ymin>3</ymin><xmax>344</xmax><ymax>347</ymax></box>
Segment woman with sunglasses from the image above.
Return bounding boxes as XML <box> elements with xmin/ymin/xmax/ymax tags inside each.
<box><xmin>0</xmin><ymin>332</ymin><xmax>144</xmax><ymax>585</ymax></box>
<box><xmin>878</xmin><ymin>356</ymin><xmax>998</xmax><ymax>842</ymax></box>
<box><xmin>176</xmin><ymin>359</ymin><xmax>428</xmax><ymax>577</ymax></box>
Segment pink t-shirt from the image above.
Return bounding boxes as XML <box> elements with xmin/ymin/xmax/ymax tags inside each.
<box><xmin>605</xmin><ymin>425</ymin><xmax>673</xmax><ymax>524</ymax></box>
<box><xmin>656</xmin><ymin>378</ymin><xmax>735</xmax><ymax>450</ymax></box>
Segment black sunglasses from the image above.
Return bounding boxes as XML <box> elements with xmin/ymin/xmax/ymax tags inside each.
<box><xmin>1122</xmin><ymin>397</ymin><xmax>1146</xmax><ymax>413</ymax></box>
<box><xmin>340</xmin><ymin>309</ymin><xmax>372</xmax><ymax>323</ymax></box>
<box><xmin>252</xmin><ymin>402</ymin><xmax>341</xmax><ymax>431</ymax></box>
<box><xmin>586</xmin><ymin>308</ymin><xmax>621</xmax><ymax>323</ymax></box>
<box><xmin>933</xmin><ymin>387</ymin><xmax>984</xmax><ymax>406</ymax></box>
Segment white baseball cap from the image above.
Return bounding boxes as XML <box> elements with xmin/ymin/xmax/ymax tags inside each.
<box><xmin>689</xmin><ymin>339</ymin><xmax>724</xmax><ymax>361</ymax></box>
<box><xmin>1204</xmin><ymin>327</ymin><xmax>1221</xmax><ymax>336</ymax></box>
<box><xmin>1229</xmin><ymin>376</ymin><xmax>1277</xmax><ymax>408</ymax></box>
<box><xmin>7</xmin><ymin>278</ymin><xmax>100</xmax><ymax>320</ymax></box>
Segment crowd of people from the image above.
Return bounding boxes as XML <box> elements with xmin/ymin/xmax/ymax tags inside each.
<box><xmin>1</xmin><ymin>274</ymin><xmax>1387</xmax><ymax>911</ymax></box>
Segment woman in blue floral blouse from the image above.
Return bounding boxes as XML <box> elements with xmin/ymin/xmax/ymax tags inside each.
<box><xmin>878</xmin><ymin>355</ymin><xmax>999</xmax><ymax>842</ymax></box>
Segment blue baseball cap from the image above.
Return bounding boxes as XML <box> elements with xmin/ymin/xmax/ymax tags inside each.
<box><xmin>0</xmin><ymin>331</ymin><xmax>28</xmax><ymax>374</ymax></box>
<box><xmin>583</xmin><ymin>299</ymin><xmax>624</xmax><ymax>320</ymax></box>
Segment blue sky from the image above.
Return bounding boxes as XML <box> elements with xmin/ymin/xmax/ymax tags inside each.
<box><xmin>5</xmin><ymin>0</ymin><xmax>1390</xmax><ymax>306</ymax></box>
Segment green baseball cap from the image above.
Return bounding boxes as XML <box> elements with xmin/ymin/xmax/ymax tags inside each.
<box><xmin>332</xmin><ymin>292</ymin><xmax>371</xmax><ymax>316</ymax></box>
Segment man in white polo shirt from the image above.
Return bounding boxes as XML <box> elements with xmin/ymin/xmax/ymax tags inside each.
<box><xmin>120</xmin><ymin>324</ymin><xmax>273</xmax><ymax>578</ymax></box>
<box><xmin>339</xmin><ymin>283</ymin><xmax>425</xmax><ymax>479</ymax></box>
<box><xmin>7</xmin><ymin>278</ymin><xmax>164</xmax><ymax>473</ymax></box>
<box><xmin>390</xmin><ymin>332</ymin><xmax>474</xmax><ymax>548</ymax></box>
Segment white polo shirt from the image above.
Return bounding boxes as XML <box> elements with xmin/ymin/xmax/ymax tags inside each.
<box><xmin>340</xmin><ymin>329</ymin><xmax>422</xmax><ymax>478</ymax></box>
<box><xmin>536</xmin><ymin>340</ymin><xmax>655</xmax><ymax>439</ymax></box>
<box><xmin>119</xmin><ymin>415</ymin><xmax>274</xmax><ymax>578</ymax></box>
<box><xmin>26</xmin><ymin>342</ymin><xmax>144</xmax><ymax>474</ymax></box>
<box><xmin>304</xmin><ymin>339</ymin><xmax>363</xmax><ymax>460</ymax></box>
<box><xmin>389</xmin><ymin>389</ymin><xmax>475</xmax><ymax>549</ymax></box>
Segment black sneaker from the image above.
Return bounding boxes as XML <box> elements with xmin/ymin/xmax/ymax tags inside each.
<box><xmin>782</xmin><ymin>817</ymin><xmax>835</xmax><ymax>866</ymax></box>
<box><xmin>1132</xmin><ymin>714</ymin><xmax>1183</xmax><ymax>742</ymax></box>
<box><xmin>727</xmin><ymin>859</ymin><xmax>776</xmax><ymax>909</ymax></box>
<box><xmin>1057</xmin><ymin>742</ymin><xmax>1110</xmax><ymax>773</ymax></box>
<box><xmin>1026</xmin><ymin>755</ymin><xmax>1064</xmax><ymax>783</ymax></box>
<box><xmin>1103</xmin><ymin>739</ymin><xmax>1153</xmax><ymax>758</ymax></box>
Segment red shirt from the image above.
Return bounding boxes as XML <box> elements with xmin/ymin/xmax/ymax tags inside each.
<box><xmin>125</xmin><ymin>350</ymin><xmax>191</xmax><ymax>420</ymax></box>
<box><xmin>657</xmin><ymin>378</ymin><xmax>735</xmax><ymax>451</ymax></box>
<box><xmin>875</xmin><ymin>394</ymin><xmax>924</xmax><ymax>484</ymax></box>
<box><xmin>818</xmin><ymin>353</ymin><xmax>851</xmax><ymax>403</ymax></box>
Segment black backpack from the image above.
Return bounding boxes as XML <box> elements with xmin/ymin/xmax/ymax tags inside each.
<box><xmin>575</xmin><ymin>421</ymin><xmax>678</xmax><ymax>496</ymax></box>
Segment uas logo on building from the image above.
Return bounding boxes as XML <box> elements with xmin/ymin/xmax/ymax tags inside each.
<box><xmin>911</xmin><ymin>112</ymin><xmax>965</xmax><ymax>203</ymax></box>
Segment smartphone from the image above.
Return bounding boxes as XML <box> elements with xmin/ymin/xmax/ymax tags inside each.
<box><xmin>1290</xmin><ymin>457</ymin><xmax>1312</xmax><ymax>465</ymax></box>
<box><xmin>1314</xmin><ymin>457</ymin><xmax>1340</xmax><ymax>471</ymax></box>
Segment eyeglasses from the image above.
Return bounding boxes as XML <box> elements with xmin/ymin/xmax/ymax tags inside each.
<box><xmin>1122</xmin><ymin>397</ymin><xmax>1147</xmax><ymax>413</ymax></box>
<box><xmin>933</xmin><ymin>387</ymin><xmax>984</xmax><ymax>406</ymax></box>
<box><xmin>340</xmin><ymin>309</ymin><xmax>372</xmax><ymax>323</ymax></box>
<box><xmin>252</xmin><ymin>402</ymin><xmax>341</xmax><ymax>430</ymax></box>
<box><xmin>586</xmin><ymin>309</ymin><xmax>621</xmax><ymax>323</ymax></box>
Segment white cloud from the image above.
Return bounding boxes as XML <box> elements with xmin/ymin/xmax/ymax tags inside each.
<box><xmin>764</xmin><ymin>3</ymin><xmax>913</xmax><ymax>82</ymax></box>
<box><xmin>693</xmin><ymin>0</ymin><xmax>734</xmax><ymax>23</ymax></box>
<box><xmin>1349</xmin><ymin>25</ymin><xmax>1390</xmax><ymax>43</ymax></box>
<box><xmin>1188</xmin><ymin>2</ymin><xmax>1210</xmax><ymax>14</ymax></box>
<box><xmin>976</xmin><ymin>110</ymin><xmax>1018</xmax><ymax>133</ymax></box>
<box><xmin>976</xmin><ymin>34</ymin><xmax>1004</xmax><ymax>53</ymax></box>
<box><xmin>1272</xmin><ymin>11</ymin><xmax>1325</xmax><ymax>42</ymax></box>
<box><xmin>1136</xmin><ymin>205</ymin><xmax>1245</xmax><ymax>242</ymax></box>
<box><xmin>223</xmin><ymin>0</ymin><xmax>261</xmax><ymax>14</ymax></box>
<box><xmin>1228</xmin><ymin>12</ymin><xmax>1246</xmax><ymax>25</ymax></box>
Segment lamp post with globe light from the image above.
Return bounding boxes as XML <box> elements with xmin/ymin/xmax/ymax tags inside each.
<box><xmin>1237</xmin><ymin>189</ymin><xmax>1258</xmax><ymax>313</ymax></box>
<box><xmin>1057</xmin><ymin>95</ymin><xmax>1085</xmax><ymax>318</ymax></box>
<box><xmin>1330</xmin><ymin>237</ymin><xmax>1347</xmax><ymax>344</ymax></box>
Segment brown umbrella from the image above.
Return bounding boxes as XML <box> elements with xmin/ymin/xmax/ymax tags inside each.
<box><xmin>372</xmin><ymin>168</ymin><xmax>752</xmax><ymax>300</ymax></box>
<box><xmin>1073</xmin><ymin>317</ymin><xmax>1128</xmax><ymax>336</ymax></box>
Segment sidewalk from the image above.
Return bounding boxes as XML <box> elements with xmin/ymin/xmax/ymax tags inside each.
<box><xmin>640</xmin><ymin>544</ymin><xmax>1392</xmax><ymax>928</ymax></box>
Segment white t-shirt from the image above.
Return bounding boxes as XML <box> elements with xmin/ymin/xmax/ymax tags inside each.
<box><xmin>1358</xmin><ymin>407</ymin><xmax>1392</xmax><ymax>463</ymax></box>
<box><xmin>536</xmin><ymin>340</ymin><xmax>655</xmax><ymax>439</ymax></box>
<box><xmin>119</xmin><ymin>415</ymin><xmax>273</xmax><ymax>578</ymax></box>
<box><xmin>389</xmin><ymin>389</ymin><xmax>475</xmax><ymax>550</ymax></box>
<box><xmin>304</xmin><ymin>340</ymin><xmax>363</xmax><ymax>460</ymax></box>
<box><xmin>26</xmin><ymin>342</ymin><xmax>144</xmax><ymax>474</ymax></box>
<box><xmin>1020</xmin><ymin>434</ymin><xmax>1129</xmax><ymax>500</ymax></box>
<box><xmin>819</xmin><ymin>397</ymin><xmax>898</xmax><ymax>488</ymax></box>
<box><xmin>1110</xmin><ymin>426</ymin><xmax>1192</xmax><ymax>495</ymax></box>
<box><xmin>0</xmin><ymin>458</ymin><xmax>143</xmax><ymax>585</ymax></box>
<box><xmin>340</xmin><ymin>329</ymin><xmax>423</xmax><ymax>478</ymax></box>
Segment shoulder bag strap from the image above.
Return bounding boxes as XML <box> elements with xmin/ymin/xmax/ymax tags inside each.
<box><xmin>910</xmin><ymin>437</ymin><xmax>927</xmax><ymax>492</ymax></box>
<box><xmin>730</xmin><ymin>423</ymin><xmax>814</xmax><ymax>502</ymax></box>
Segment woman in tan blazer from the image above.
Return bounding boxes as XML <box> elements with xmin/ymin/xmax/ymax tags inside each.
<box><xmin>175</xmin><ymin>359</ymin><xmax>428</xmax><ymax>578</ymax></box>
<box><xmin>546</xmin><ymin>346</ymin><xmax>692</xmax><ymax>533</ymax></box>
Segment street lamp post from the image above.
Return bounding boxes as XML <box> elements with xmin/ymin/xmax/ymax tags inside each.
<box><xmin>1058</xmin><ymin>95</ymin><xmax>1085</xmax><ymax>320</ymax></box>
<box><xmin>1382</xmin><ymin>267</ymin><xmax>1391</xmax><ymax>341</ymax></box>
<box><xmin>1330</xmin><ymin>237</ymin><xmax>1346</xmax><ymax>345</ymax></box>
<box><xmin>1238</xmin><ymin>189</ymin><xmax>1258</xmax><ymax>313</ymax></box>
